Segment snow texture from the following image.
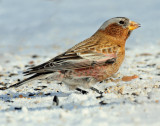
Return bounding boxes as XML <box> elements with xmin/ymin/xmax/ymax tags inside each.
<box><xmin>0</xmin><ymin>0</ymin><xmax>160</xmax><ymax>126</ymax></box>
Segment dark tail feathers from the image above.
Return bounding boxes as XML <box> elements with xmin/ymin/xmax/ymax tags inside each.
<box><xmin>0</xmin><ymin>72</ymin><xmax>51</xmax><ymax>90</ymax></box>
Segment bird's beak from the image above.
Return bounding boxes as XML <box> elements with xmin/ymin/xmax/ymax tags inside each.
<box><xmin>128</xmin><ymin>21</ymin><xmax>141</xmax><ymax>30</ymax></box>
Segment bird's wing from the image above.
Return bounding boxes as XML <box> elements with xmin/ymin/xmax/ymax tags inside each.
<box><xmin>24</xmin><ymin>38</ymin><xmax>118</xmax><ymax>75</ymax></box>
<box><xmin>0</xmin><ymin>43</ymin><xmax>118</xmax><ymax>90</ymax></box>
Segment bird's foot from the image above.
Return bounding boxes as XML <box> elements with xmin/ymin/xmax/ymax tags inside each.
<box><xmin>90</xmin><ymin>87</ymin><xmax>103</xmax><ymax>95</ymax></box>
<box><xmin>76</xmin><ymin>88</ymin><xmax>88</xmax><ymax>94</ymax></box>
<box><xmin>90</xmin><ymin>87</ymin><xmax>104</xmax><ymax>99</ymax></box>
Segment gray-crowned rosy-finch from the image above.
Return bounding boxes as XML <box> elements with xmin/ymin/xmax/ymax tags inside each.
<box><xmin>0</xmin><ymin>17</ymin><xmax>140</xmax><ymax>91</ymax></box>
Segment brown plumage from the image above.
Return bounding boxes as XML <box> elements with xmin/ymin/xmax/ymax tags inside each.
<box><xmin>0</xmin><ymin>17</ymin><xmax>140</xmax><ymax>90</ymax></box>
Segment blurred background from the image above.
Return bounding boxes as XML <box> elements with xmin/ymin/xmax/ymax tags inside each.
<box><xmin>0</xmin><ymin>0</ymin><xmax>160</xmax><ymax>54</ymax></box>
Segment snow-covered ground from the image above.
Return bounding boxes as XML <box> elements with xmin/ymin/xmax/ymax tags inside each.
<box><xmin>0</xmin><ymin>0</ymin><xmax>160</xmax><ymax>126</ymax></box>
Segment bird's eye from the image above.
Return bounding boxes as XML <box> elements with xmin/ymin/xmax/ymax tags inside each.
<box><xmin>119</xmin><ymin>21</ymin><xmax>125</xmax><ymax>24</ymax></box>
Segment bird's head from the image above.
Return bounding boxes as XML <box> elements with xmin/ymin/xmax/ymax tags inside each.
<box><xmin>98</xmin><ymin>17</ymin><xmax>140</xmax><ymax>41</ymax></box>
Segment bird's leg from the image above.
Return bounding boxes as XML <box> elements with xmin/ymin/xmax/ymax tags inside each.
<box><xmin>76</xmin><ymin>88</ymin><xmax>88</xmax><ymax>94</ymax></box>
<box><xmin>90</xmin><ymin>87</ymin><xmax>103</xmax><ymax>95</ymax></box>
<box><xmin>76</xmin><ymin>87</ymin><xmax>103</xmax><ymax>95</ymax></box>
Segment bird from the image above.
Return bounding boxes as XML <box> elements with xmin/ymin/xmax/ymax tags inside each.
<box><xmin>0</xmin><ymin>17</ymin><xmax>140</xmax><ymax>92</ymax></box>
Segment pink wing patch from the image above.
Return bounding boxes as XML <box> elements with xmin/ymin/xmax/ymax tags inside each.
<box><xmin>97</xmin><ymin>53</ymin><xmax>116</xmax><ymax>62</ymax></box>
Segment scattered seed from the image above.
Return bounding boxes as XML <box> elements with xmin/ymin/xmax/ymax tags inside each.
<box><xmin>29</xmin><ymin>61</ymin><xmax>34</xmax><ymax>64</ymax></box>
<box><xmin>38</xmin><ymin>86</ymin><xmax>47</xmax><ymax>89</ymax></box>
<box><xmin>34</xmin><ymin>88</ymin><xmax>41</xmax><ymax>91</ymax></box>
<box><xmin>19</xmin><ymin>95</ymin><xmax>24</xmax><ymax>98</ymax></box>
<box><xmin>155</xmin><ymin>100</ymin><xmax>159</xmax><ymax>103</ymax></box>
<box><xmin>131</xmin><ymin>92</ymin><xmax>139</xmax><ymax>96</ymax></box>
<box><xmin>96</xmin><ymin>95</ymin><xmax>104</xmax><ymax>99</ymax></box>
<box><xmin>99</xmin><ymin>101</ymin><xmax>107</xmax><ymax>105</ymax></box>
<box><xmin>133</xmin><ymin>100</ymin><xmax>138</xmax><ymax>103</ymax></box>
<box><xmin>139</xmin><ymin>53</ymin><xmax>152</xmax><ymax>56</ymax></box>
<box><xmin>146</xmin><ymin>64</ymin><xmax>156</xmax><ymax>67</ymax></box>
<box><xmin>5</xmin><ymin>100</ymin><xmax>14</xmax><ymax>103</ymax></box>
<box><xmin>32</xmin><ymin>55</ymin><xmax>39</xmax><ymax>58</ymax></box>
<box><xmin>60</xmin><ymin>105</ymin><xmax>63</xmax><ymax>108</ymax></box>
<box><xmin>28</xmin><ymin>93</ymin><xmax>35</xmax><ymax>97</ymax></box>
<box><xmin>123</xmin><ymin>101</ymin><xmax>126</xmax><ymax>104</ymax></box>
<box><xmin>57</xmin><ymin>82</ymin><xmax>62</xmax><ymax>85</ymax></box>
<box><xmin>0</xmin><ymin>82</ymin><xmax>5</xmax><ymax>85</ymax></box>
<box><xmin>5</xmin><ymin>60</ymin><xmax>10</xmax><ymax>63</ymax></box>
<box><xmin>34</xmin><ymin>86</ymin><xmax>47</xmax><ymax>91</ymax></box>
<box><xmin>0</xmin><ymin>74</ymin><xmax>4</xmax><ymax>77</ymax></box>
<box><xmin>122</xmin><ymin>75</ymin><xmax>138</xmax><ymax>82</ymax></box>
<box><xmin>144</xmin><ymin>87</ymin><xmax>147</xmax><ymax>90</ymax></box>
<box><xmin>147</xmin><ymin>96</ymin><xmax>151</xmax><ymax>99</ymax></box>
<box><xmin>14</xmin><ymin>107</ymin><xmax>22</xmax><ymax>110</ymax></box>
<box><xmin>25</xmin><ymin>65</ymin><xmax>35</xmax><ymax>68</ymax></box>
<box><xmin>45</xmin><ymin>93</ymin><xmax>51</xmax><ymax>96</ymax></box>
<box><xmin>13</xmin><ymin>66</ymin><xmax>21</xmax><ymax>69</ymax></box>
<box><xmin>9</xmin><ymin>73</ymin><xmax>18</xmax><ymax>77</ymax></box>
<box><xmin>53</xmin><ymin>95</ymin><xmax>59</xmax><ymax>106</ymax></box>
<box><xmin>118</xmin><ymin>86</ymin><xmax>124</xmax><ymax>95</ymax></box>
<box><xmin>38</xmin><ymin>92</ymin><xmax>43</xmax><ymax>96</ymax></box>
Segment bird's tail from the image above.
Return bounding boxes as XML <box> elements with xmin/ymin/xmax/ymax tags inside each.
<box><xmin>0</xmin><ymin>72</ymin><xmax>51</xmax><ymax>90</ymax></box>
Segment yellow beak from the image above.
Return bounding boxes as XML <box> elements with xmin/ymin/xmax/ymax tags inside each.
<box><xmin>128</xmin><ymin>21</ymin><xmax>141</xmax><ymax>30</ymax></box>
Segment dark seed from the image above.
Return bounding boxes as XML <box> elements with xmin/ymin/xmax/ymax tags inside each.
<box><xmin>5</xmin><ymin>60</ymin><xmax>10</xmax><ymax>63</ymax></box>
<box><xmin>5</xmin><ymin>100</ymin><xmax>14</xmax><ymax>103</ymax></box>
<box><xmin>57</xmin><ymin>82</ymin><xmax>62</xmax><ymax>85</ymax></box>
<box><xmin>25</xmin><ymin>65</ymin><xmax>35</xmax><ymax>68</ymax></box>
<box><xmin>99</xmin><ymin>101</ymin><xmax>107</xmax><ymax>105</ymax></box>
<box><xmin>34</xmin><ymin>86</ymin><xmax>47</xmax><ymax>91</ymax></box>
<box><xmin>133</xmin><ymin>100</ymin><xmax>138</xmax><ymax>103</ymax></box>
<box><xmin>13</xmin><ymin>66</ymin><xmax>21</xmax><ymax>69</ymax></box>
<box><xmin>28</xmin><ymin>93</ymin><xmax>35</xmax><ymax>97</ymax></box>
<box><xmin>144</xmin><ymin>87</ymin><xmax>147</xmax><ymax>90</ymax></box>
<box><xmin>34</xmin><ymin>88</ymin><xmax>41</xmax><ymax>91</ymax></box>
<box><xmin>0</xmin><ymin>74</ymin><xmax>4</xmax><ymax>77</ymax></box>
<box><xmin>96</xmin><ymin>95</ymin><xmax>104</xmax><ymax>99</ymax></box>
<box><xmin>14</xmin><ymin>107</ymin><xmax>22</xmax><ymax>110</ymax></box>
<box><xmin>32</xmin><ymin>55</ymin><xmax>39</xmax><ymax>58</ymax></box>
<box><xmin>53</xmin><ymin>95</ymin><xmax>59</xmax><ymax>106</ymax></box>
<box><xmin>60</xmin><ymin>105</ymin><xmax>63</xmax><ymax>108</ymax></box>
<box><xmin>146</xmin><ymin>64</ymin><xmax>156</xmax><ymax>67</ymax></box>
<box><xmin>37</xmin><ymin>86</ymin><xmax>47</xmax><ymax>89</ymax></box>
<box><xmin>9</xmin><ymin>73</ymin><xmax>18</xmax><ymax>77</ymax></box>
<box><xmin>131</xmin><ymin>92</ymin><xmax>139</xmax><ymax>96</ymax></box>
<box><xmin>45</xmin><ymin>93</ymin><xmax>51</xmax><ymax>96</ymax></box>
<box><xmin>0</xmin><ymin>82</ymin><xmax>4</xmax><ymax>85</ymax></box>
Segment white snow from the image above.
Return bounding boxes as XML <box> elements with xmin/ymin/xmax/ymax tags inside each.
<box><xmin>0</xmin><ymin>0</ymin><xmax>160</xmax><ymax>126</ymax></box>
